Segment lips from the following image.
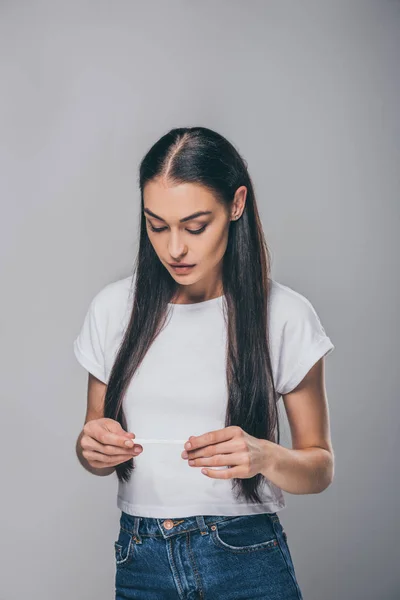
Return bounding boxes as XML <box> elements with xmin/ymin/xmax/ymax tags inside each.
<box><xmin>170</xmin><ymin>264</ymin><xmax>196</xmax><ymax>274</ymax></box>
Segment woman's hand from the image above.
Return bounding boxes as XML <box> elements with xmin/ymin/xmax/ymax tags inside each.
<box><xmin>181</xmin><ymin>425</ymin><xmax>275</xmax><ymax>479</ymax></box>
<box><xmin>80</xmin><ymin>418</ymin><xmax>143</xmax><ymax>469</ymax></box>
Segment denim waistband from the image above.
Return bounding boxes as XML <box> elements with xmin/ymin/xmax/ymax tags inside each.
<box><xmin>119</xmin><ymin>511</ymin><xmax>279</xmax><ymax>542</ymax></box>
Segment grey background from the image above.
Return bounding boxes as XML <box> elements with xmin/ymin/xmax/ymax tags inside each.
<box><xmin>1</xmin><ymin>1</ymin><xmax>399</xmax><ymax>599</ymax></box>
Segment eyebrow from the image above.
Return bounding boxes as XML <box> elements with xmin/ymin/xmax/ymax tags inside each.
<box><xmin>143</xmin><ymin>208</ymin><xmax>212</xmax><ymax>223</ymax></box>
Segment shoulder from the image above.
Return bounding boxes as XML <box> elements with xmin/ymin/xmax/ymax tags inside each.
<box><xmin>268</xmin><ymin>278</ymin><xmax>319</xmax><ymax>319</ymax></box>
<box><xmin>94</xmin><ymin>273</ymin><xmax>133</xmax><ymax>303</ymax></box>
<box><xmin>267</xmin><ymin>278</ymin><xmax>334</xmax><ymax>395</ymax></box>
<box><xmin>267</xmin><ymin>278</ymin><xmax>329</xmax><ymax>340</ymax></box>
<box><xmin>89</xmin><ymin>274</ymin><xmax>134</xmax><ymax>325</ymax></box>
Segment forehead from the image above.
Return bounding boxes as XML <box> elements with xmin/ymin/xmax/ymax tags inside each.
<box><xmin>143</xmin><ymin>180</ymin><xmax>221</xmax><ymax>214</ymax></box>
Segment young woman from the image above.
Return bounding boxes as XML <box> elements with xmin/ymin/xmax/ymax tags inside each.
<box><xmin>74</xmin><ymin>126</ymin><xmax>334</xmax><ymax>599</ymax></box>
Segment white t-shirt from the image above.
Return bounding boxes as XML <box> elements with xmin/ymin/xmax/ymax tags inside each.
<box><xmin>73</xmin><ymin>274</ymin><xmax>334</xmax><ymax>518</ymax></box>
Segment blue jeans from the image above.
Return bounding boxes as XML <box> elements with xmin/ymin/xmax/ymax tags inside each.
<box><xmin>114</xmin><ymin>510</ymin><xmax>303</xmax><ymax>599</ymax></box>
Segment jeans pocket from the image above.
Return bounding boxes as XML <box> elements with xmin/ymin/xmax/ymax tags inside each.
<box><xmin>114</xmin><ymin>526</ymin><xmax>136</xmax><ymax>567</ymax></box>
<box><xmin>209</xmin><ymin>514</ymin><xmax>279</xmax><ymax>554</ymax></box>
<box><xmin>270</xmin><ymin>515</ymin><xmax>296</xmax><ymax>567</ymax></box>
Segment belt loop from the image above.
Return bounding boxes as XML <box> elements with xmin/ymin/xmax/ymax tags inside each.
<box><xmin>133</xmin><ymin>517</ymin><xmax>142</xmax><ymax>544</ymax></box>
<box><xmin>196</xmin><ymin>515</ymin><xmax>210</xmax><ymax>536</ymax></box>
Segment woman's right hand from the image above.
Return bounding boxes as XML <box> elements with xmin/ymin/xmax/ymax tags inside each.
<box><xmin>80</xmin><ymin>417</ymin><xmax>143</xmax><ymax>469</ymax></box>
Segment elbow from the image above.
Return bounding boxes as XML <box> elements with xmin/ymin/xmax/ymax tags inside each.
<box><xmin>315</xmin><ymin>475</ymin><xmax>334</xmax><ymax>494</ymax></box>
<box><xmin>314</xmin><ymin>450</ymin><xmax>335</xmax><ymax>494</ymax></box>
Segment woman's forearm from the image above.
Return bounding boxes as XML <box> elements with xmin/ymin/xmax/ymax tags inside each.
<box><xmin>260</xmin><ymin>440</ymin><xmax>334</xmax><ymax>495</ymax></box>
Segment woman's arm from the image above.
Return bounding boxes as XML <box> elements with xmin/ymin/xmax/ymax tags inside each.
<box><xmin>260</xmin><ymin>357</ymin><xmax>334</xmax><ymax>494</ymax></box>
<box><xmin>75</xmin><ymin>373</ymin><xmax>116</xmax><ymax>477</ymax></box>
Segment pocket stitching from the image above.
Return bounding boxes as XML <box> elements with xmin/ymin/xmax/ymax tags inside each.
<box><xmin>210</xmin><ymin>523</ymin><xmax>279</xmax><ymax>554</ymax></box>
<box><xmin>114</xmin><ymin>535</ymin><xmax>134</xmax><ymax>566</ymax></box>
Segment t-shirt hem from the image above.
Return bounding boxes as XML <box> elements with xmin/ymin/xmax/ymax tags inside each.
<box><xmin>73</xmin><ymin>338</ymin><xmax>107</xmax><ymax>383</ymax></box>
<box><xmin>116</xmin><ymin>495</ymin><xmax>286</xmax><ymax>518</ymax></box>
<box><xmin>278</xmin><ymin>336</ymin><xmax>334</xmax><ymax>395</ymax></box>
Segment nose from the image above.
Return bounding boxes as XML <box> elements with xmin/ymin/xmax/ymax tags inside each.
<box><xmin>168</xmin><ymin>231</ymin><xmax>187</xmax><ymax>259</ymax></box>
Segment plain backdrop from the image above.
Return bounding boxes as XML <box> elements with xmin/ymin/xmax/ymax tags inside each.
<box><xmin>1</xmin><ymin>1</ymin><xmax>399</xmax><ymax>599</ymax></box>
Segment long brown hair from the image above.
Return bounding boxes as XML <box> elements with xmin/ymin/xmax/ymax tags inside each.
<box><xmin>104</xmin><ymin>126</ymin><xmax>280</xmax><ymax>503</ymax></box>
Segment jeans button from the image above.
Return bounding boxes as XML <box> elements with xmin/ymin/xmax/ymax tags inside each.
<box><xmin>163</xmin><ymin>519</ymin><xmax>174</xmax><ymax>530</ymax></box>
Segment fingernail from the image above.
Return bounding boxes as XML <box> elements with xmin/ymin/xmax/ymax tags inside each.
<box><xmin>185</xmin><ymin>442</ymin><xmax>192</xmax><ymax>450</ymax></box>
<box><xmin>125</xmin><ymin>439</ymin><xmax>133</xmax><ymax>446</ymax></box>
<box><xmin>182</xmin><ymin>451</ymin><xmax>188</xmax><ymax>459</ymax></box>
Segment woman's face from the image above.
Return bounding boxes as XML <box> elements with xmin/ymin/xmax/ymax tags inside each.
<box><xmin>143</xmin><ymin>178</ymin><xmax>246</xmax><ymax>297</ymax></box>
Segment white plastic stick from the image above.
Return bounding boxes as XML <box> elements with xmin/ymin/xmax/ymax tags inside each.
<box><xmin>133</xmin><ymin>438</ymin><xmax>187</xmax><ymax>444</ymax></box>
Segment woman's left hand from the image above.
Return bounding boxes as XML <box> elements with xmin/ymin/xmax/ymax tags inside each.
<box><xmin>181</xmin><ymin>425</ymin><xmax>276</xmax><ymax>479</ymax></box>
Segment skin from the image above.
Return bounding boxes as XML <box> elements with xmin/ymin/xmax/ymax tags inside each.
<box><xmin>143</xmin><ymin>177</ymin><xmax>247</xmax><ymax>303</ymax></box>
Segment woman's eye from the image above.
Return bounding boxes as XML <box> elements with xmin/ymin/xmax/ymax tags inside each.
<box><xmin>149</xmin><ymin>224</ymin><xmax>207</xmax><ymax>235</ymax></box>
<box><xmin>188</xmin><ymin>225</ymin><xmax>207</xmax><ymax>235</ymax></box>
<box><xmin>148</xmin><ymin>225</ymin><xmax>167</xmax><ymax>232</ymax></box>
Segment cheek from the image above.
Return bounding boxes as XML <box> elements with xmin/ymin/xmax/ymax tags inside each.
<box><xmin>148</xmin><ymin>232</ymin><xmax>163</xmax><ymax>252</ymax></box>
<box><xmin>204</xmin><ymin>228</ymin><xmax>229</xmax><ymax>260</ymax></box>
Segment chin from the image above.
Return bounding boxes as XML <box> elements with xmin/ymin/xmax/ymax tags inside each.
<box><xmin>170</xmin><ymin>269</ymin><xmax>199</xmax><ymax>283</ymax></box>
<box><xmin>171</xmin><ymin>274</ymin><xmax>197</xmax><ymax>283</ymax></box>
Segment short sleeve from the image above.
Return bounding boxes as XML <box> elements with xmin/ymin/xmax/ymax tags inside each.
<box><xmin>274</xmin><ymin>292</ymin><xmax>334</xmax><ymax>396</ymax></box>
<box><xmin>73</xmin><ymin>290</ymin><xmax>107</xmax><ymax>383</ymax></box>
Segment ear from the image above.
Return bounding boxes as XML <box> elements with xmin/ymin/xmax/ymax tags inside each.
<box><xmin>231</xmin><ymin>185</ymin><xmax>247</xmax><ymax>220</ymax></box>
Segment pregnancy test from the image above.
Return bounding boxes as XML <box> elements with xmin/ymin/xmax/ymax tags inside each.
<box><xmin>132</xmin><ymin>438</ymin><xmax>229</xmax><ymax>469</ymax></box>
<box><xmin>133</xmin><ymin>438</ymin><xmax>187</xmax><ymax>444</ymax></box>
